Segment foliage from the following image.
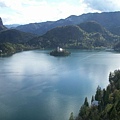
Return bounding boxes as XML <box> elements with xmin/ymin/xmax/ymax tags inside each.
<box><xmin>114</xmin><ymin>42</ymin><xmax>120</xmax><ymax>51</ymax></box>
<box><xmin>27</xmin><ymin>22</ymin><xmax>120</xmax><ymax>49</ymax></box>
<box><xmin>1</xmin><ymin>21</ymin><xmax>120</xmax><ymax>56</ymax></box>
<box><xmin>0</xmin><ymin>29</ymin><xmax>36</xmax><ymax>44</ymax></box>
<box><xmin>0</xmin><ymin>42</ymin><xmax>32</xmax><ymax>56</ymax></box>
<box><xmin>0</xmin><ymin>28</ymin><xmax>36</xmax><ymax>56</ymax></box>
<box><xmin>69</xmin><ymin>112</ymin><xmax>74</xmax><ymax>120</ymax></box>
<box><xmin>73</xmin><ymin>70</ymin><xmax>120</xmax><ymax>120</ymax></box>
<box><xmin>84</xmin><ymin>97</ymin><xmax>89</xmax><ymax>107</ymax></box>
<box><xmin>50</xmin><ymin>48</ymin><xmax>70</xmax><ymax>56</ymax></box>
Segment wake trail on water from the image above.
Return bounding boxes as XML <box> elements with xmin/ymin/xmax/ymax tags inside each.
<box><xmin>78</xmin><ymin>53</ymin><xmax>96</xmax><ymax>62</ymax></box>
<box><xmin>78</xmin><ymin>50</ymin><xmax>104</xmax><ymax>62</ymax></box>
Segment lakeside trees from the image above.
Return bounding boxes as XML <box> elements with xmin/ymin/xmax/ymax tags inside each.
<box><xmin>0</xmin><ymin>42</ymin><xmax>34</xmax><ymax>56</ymax></box>
<box><xmin>72</xmin><ymin>70</ymin><xmax>120</xmax><ymax>120</ymax></box>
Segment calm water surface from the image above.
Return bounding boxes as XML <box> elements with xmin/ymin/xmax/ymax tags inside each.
<box><xmin>0</xmin><ymin>50</ymin><xmax>120</xmax><ymax>120</ymax></box>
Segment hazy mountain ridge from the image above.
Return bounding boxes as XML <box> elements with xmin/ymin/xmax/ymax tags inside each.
<box><xmin>5</xmin><ymin>24</ymin><xmax>20</xmax><ymax>28</ymax></box>
<box><xmin>14</xmin><ymin>11</ymin><xmax>120</xmax><ymax>35</ymax></box>
<box><xmin>1</xmin><ymin>12</ymin><xmax>120</xmax><ymax>55</ymax></box>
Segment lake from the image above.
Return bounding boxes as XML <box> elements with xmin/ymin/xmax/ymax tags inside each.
<box><xmin>0</xmin><ymin>50</ymin><xmax>120</xmax><ymax>120</ymax></box>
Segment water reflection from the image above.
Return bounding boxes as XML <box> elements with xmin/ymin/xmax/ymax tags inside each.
<box><xmin>0</xmin><ymin>50</ymin><xmax>120</xmax><ymax>120</ymax></box>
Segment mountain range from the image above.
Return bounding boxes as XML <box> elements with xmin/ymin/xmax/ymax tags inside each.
<box><xmin>27</xmin><ymin>21</ymin><xmax>120</xmax><ymax>49</ymax></box>
<box><xmin>11</xmin><ymin>11</ymin><xmax>120</xmax><ymax>36</ymax></box>
<box><xmin>1</xmin><ymin>11</ymin><xmax>120</xmax><ymax>55</ymax></box>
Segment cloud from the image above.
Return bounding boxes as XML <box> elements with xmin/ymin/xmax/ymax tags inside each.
<box><xmin>0</xmin><ymin>1</ymin><xmax>6</xmax><ymax>7</ymax></box>
<box><xmin>1</xmin><ymin>0</ymin><xmax>89</xmax><ymax>24</ymax></box>
<box><xmin>0</xmin><ymin>0</ymin><xmax>120</xmax><ymax>24</ymax></box>
<box><xmin>83</xmin><ymin>0</ymin><xmax>120</xmax><ymax>12</ymax></box>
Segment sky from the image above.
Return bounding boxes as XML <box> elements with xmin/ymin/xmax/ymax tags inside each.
<box><xmin>0</xmin><ymin>0</ymin><xmax>120</xmax><ymax>25</ymax></box>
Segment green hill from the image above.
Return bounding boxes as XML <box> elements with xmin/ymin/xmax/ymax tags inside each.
<box><xmin>0</xmin><ymin>29</ymin><xmax>36</xmax><ymax>44</ymax></box>
<box><xmin>27</xmin><ymin>21</ymin><xmax>120</xmax><ymax>49</ymax></box>
<box><xmin>78</xmin><ymin>21</ymin><xmax>107</xmax><ymax>34</ymax></box>
<box><xmin>0</xmin><ymin>29</ymin><xmax>36</xmax><ymax>55</ymax></box>
<box><xmin>1</xmin><ymin>19</ymin><xmax>120</xmax><ymax>55</ymax></box>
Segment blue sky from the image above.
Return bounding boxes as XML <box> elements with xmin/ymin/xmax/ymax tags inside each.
<box><xmin>0</xmin><ymin>0</ymin><xmax>120</xmax><ymax>25</ymax></box>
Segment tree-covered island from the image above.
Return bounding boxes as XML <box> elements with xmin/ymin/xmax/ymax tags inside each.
<box><xmin>50</xmin><ymin>47</ymin><xmax>71</xmax><ymax>56</ymax></box>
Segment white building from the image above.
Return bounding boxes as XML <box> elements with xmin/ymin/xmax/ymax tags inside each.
<box><xmin>57</xmin><ymin>47</ymin><xmax>63</xmax><ymax>52</ymax></box>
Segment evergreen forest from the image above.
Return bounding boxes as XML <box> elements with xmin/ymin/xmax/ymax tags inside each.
<box><xmin>69</xmin><ymin>70</ymin><xmax>120</xmax><ymax>120</ymax></box>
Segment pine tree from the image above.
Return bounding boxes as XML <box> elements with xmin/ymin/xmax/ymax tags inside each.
<box><xmin>84</xmin><ymin>97</ymin><xmax>89</xmax><ymax>107</ymax></box>
<box><xmin>69</xmin><ymin>112</ymin><xmax>74</xmax><ymax>120</ymax></box>
<box><xmin>95</xmin><ymin>85</ymin><xmax>102</xmax><ymax>101</ymax></box>
<box><xmin>91</xmin><ymin>95</ymin><xmax>94</xmax><ymax>104</ymax></box>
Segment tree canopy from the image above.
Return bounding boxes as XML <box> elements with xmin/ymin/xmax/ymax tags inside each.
<box><xmin>72</xmin><ymin>70</ymin><xmax>120</xmax><ymax>120</ymax></box>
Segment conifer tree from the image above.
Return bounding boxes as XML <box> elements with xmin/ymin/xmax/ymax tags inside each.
<box><xmin>69</xmin><ymin>112</ymin><xmax>74</xmax><ymax>120</ymax></box>
<box><xmin>91</xmin><ymin>95</ymin><xmax>94</xmax><ymax>104</ymax></box>
<box><xmin>84</xmin><ymin>97</ymin><xmax>89</xmax><ymax>107</ymax></box>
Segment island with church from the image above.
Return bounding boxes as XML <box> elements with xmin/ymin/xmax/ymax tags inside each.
<box><xmin>50</xmin><ymin>47</ymin><xmax>71</xmax><ymax>56</ymax></box>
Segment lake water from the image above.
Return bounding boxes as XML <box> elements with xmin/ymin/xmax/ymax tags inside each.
<box><xmin>0</xmin><ymin>50</ymin><xmax>120</xmax><ymax>120</ymax></box>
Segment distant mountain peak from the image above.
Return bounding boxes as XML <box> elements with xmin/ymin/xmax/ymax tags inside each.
<box><xmin>0</xmin><ymin>17</ymin><xmax>3</xmax><ymax>26</ymax></box>
<box><xmin>0</xmin><ymin>17</ymin><xmax>7</xmax><ymax>31</ymax></box>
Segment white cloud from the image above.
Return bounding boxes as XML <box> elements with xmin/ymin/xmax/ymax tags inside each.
<box><xmin>83</xmin><ymin>0</ymin><xmax>120</xmax><ymax>12</ymax></box>
<box><xmin>0</xmin><ymin>0</ymin><xmax>88</xmax><ymax>24</ymax></box>
<box><xmin>0</xmin><ymin>0</ymin><xmax>119</xmax><ymax>24</ymax></box>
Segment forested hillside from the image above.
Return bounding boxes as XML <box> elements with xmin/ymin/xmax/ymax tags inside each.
<box><xmin>0</xmin><ymin>19</ymin><xmax>36</xmax><ymax>56</ymax></box>
<box><xmin>69</xmin><ymin>70</ymin><xmax>120</xmax><ymax>120</ymax></box>
<box><xmin>1</xmin><ymin>18</ymin><xmax>120</xmax><ymax>56</ymax></box>
<box><xmin>0</xmin><ymin>29</ymin><xmax>36</xmax><ymax>44</ymax></box>
<box><xmin>14</xmin><ymin>11</ymin><xmax>120</xmax><ymax>36</ymax></box>
<box><xmin>27</xmin><ymin>21</ymin><xmax>120</xmax><ymax>49</ymax></box>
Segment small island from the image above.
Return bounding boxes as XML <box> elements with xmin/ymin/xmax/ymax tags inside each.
<box><xmin>50</xmin><ymin>47</ymin><xmax>71</xmax><ymax>56</ymax></box>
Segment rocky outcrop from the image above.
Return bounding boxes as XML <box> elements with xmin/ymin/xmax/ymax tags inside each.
<box><xmin>0</xmin><ymin>17</ymin><xmax>3</xmax><ymax>26</ymax></box>
<box><xmin>0</xmin><ymin>17</ymin><xmax>7</xmax><ymax>31</ymax></box>
<box><xmin>0</xmin><ymin>17</ymin><xmax>3</xmax><ymax>25</ymax></box>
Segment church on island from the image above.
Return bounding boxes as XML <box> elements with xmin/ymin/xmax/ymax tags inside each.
<box><xmin>50</xmin><ymin>47</ymin><xmax>71</xmax><ymax>56</ymax></box>
<box><xmin>57</xmin><ymin>47</ymin><xmax>63</xmax><ymax>52</ymax></box>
